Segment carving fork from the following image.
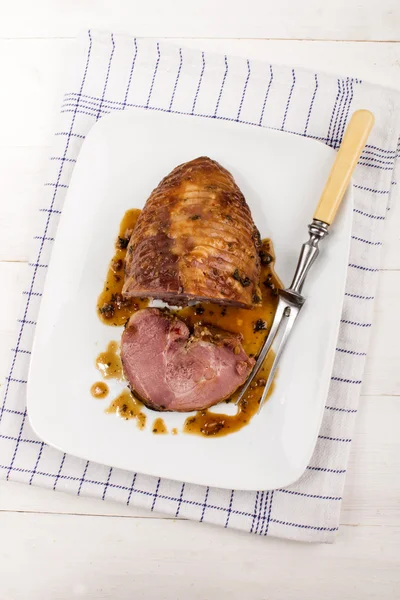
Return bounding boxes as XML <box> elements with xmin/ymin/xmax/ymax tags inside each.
<box><xmin>236</xmin><ymin>110</ymin><xmax>375</xmax><ymax>413</ymax></box>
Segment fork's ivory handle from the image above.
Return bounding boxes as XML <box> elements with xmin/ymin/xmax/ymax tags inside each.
<box><xmin>313</xmin><ymin>109</ymin><xmax>374</xmax><ymax>225</ymax></box>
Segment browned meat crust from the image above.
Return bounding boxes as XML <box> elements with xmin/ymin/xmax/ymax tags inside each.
<box><xmin>122</xmin><ymin>157</ymin><xmax>261</xmax><ymax>308</ymax></box>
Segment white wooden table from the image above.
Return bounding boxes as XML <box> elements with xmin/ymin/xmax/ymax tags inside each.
<box><xmin>1</xmin><ymin>2</ymin><xmax>399</xmax><ymax>598</ymax></box>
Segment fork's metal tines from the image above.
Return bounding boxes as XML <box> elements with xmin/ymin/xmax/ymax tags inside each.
<box><xmin>256</xmin><ymin>300</ymin><xmax>299</xmax><ymax>414</ymax></box>
<box><xmin>234</xmin><ymin>300</ymin><xmax>287</xmax><ymax>406</ymax></box>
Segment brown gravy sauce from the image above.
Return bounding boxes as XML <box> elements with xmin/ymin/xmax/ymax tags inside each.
<box><xmin>97</xmin><ymin>209</ymin><xmax>149</xmax><ymax>326</ymax></box>
<box><xmin>152</xmin><ymin>418</ymin><xmax>168</xmax><ymax>434</ymax></box>
<box><xmin>96</xmin><ymin>341</ymin><xmax>123</xmax><ymax>380</ymax></box>
<box><xmin>90</xmin><ymin>381</ymin><xmax>109</xmax><ymax>399</ymax></box>
<box><xmin>106</xmin><ymin>389</ymin><xmax>147</xmax><ymax>429</ymax></box>
<box><xmin>93</xmin><ymin>209</ymin><xmax>281</xmax><ymax>437</ymax></box>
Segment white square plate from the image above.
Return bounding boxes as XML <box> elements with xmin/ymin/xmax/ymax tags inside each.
<box><xmin>27</xmin><ymin>109</ymin><xmax>352</xmax><ymax>491</ymax></box>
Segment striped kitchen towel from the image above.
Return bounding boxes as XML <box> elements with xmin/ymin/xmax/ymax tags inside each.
<box><xmin>1</xmin><ymin>30</ymin><xmax>399</xmax><ymax>542</ymax></box>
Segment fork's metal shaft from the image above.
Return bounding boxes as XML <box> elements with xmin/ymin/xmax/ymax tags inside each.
<box><xmin>288</xmin><ymin>220</ymin><xmax>329</xmax><ymax>295</ymax></box>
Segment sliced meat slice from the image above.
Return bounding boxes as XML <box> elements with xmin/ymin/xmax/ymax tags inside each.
<box><xmin>121</xmin><ymin>308</ymin><xmax>254</xmax><ymax>412</ymax></box>
<box><xmin>122</xmin><ymin>156</ymin><xmax>261</xmax><ymax>308</ymax></box>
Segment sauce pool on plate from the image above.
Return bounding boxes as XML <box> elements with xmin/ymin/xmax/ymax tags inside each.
<box><xmin>97</xmin><ymin>209</ymin><xmax>149</xmax><ymax>326</ymax></box>
<box><xmin>90</xmin><ymin>381</ymin><xmax>109</xmax><ymax>399</ymax></box>
<box><xmin>152</xmin><ymin>418</ymin><xmax>168</xmax><ymax>434</ymax></box>
<box><xmin>106</xmin><ymin>389</ymin><xmax>147</xmax><ymax>429</ymax></box>
<box><xmin>96</xmin><ymin>341</ymin><xmax>123</xmax><ymax>380</ymax></box>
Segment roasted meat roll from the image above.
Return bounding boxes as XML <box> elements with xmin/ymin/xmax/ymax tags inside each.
<box><xmin>122</xmin><ymin>157</ymin><xmax>261</xmax><ymax>308</ymax></box>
